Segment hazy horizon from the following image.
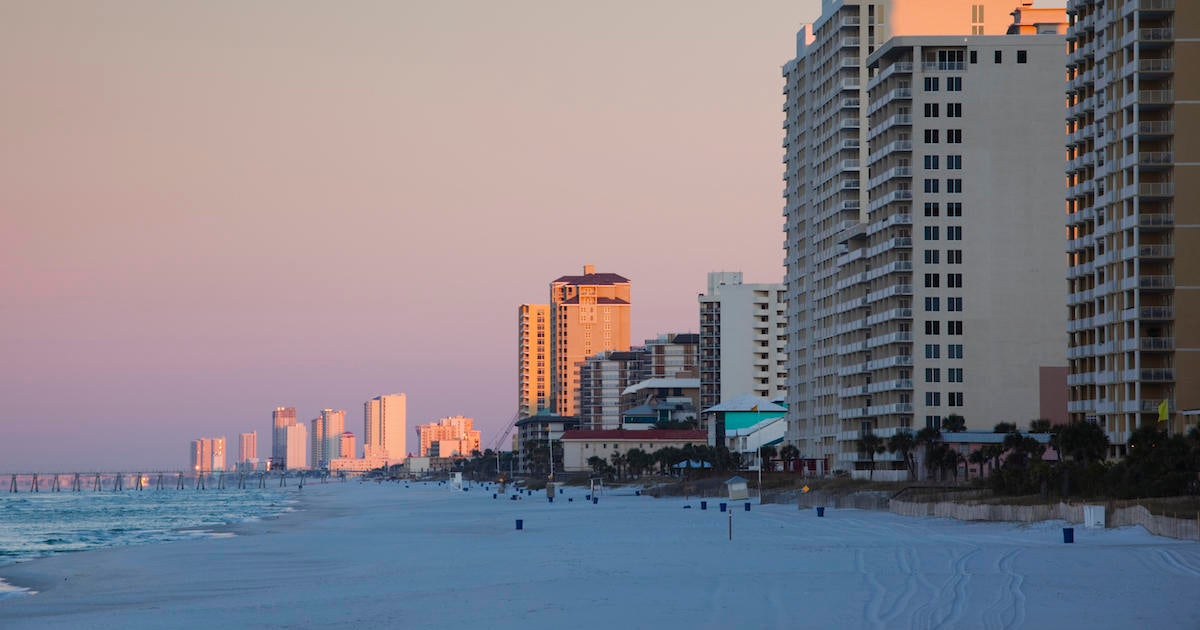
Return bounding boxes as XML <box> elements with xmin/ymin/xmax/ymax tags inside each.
<box><xmin>1</xmin><ymin>1</ymin><xmax>818</xmax><ymax>471</ymax></box>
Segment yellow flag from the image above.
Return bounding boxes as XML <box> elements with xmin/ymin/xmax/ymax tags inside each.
<box><xmin>750</xmin><ymin>405</ymin><xmax>759</xmax><ymax>412</ymax></box>
<box><xmin>802</xmin><ymin>485</ymin><xmax>810</xmax><ymax>493</ymax></box>
<box><xmin>1158</xmin><ymin>400</ymin><xmax>1169</xmax><ymax>423</ymax></box>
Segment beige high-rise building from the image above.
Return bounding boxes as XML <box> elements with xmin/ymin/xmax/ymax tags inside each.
<box><xmin>310</xmin><ymin>409</ymin><xmax>345</xmax><ymax>468</ymax></box>
<box><xmin>189</xmin><ymin>436</ymin><xmax>226</xmax><ymax>473</ymax></box>
<box><xmin>271</xmin><ymin>406</ymin><xmax>296</xmax><ymax>468</ymax></box>
<box><xmin>364</xmin><ymin>393</ymin><xmax>406</xmax><ymax>460</ymax></box>
<box><xmin>415</xmin><ymin>415</ymin><xmax>481</xmax><ymax>457</ymax></box>
<box><xmin>238</xmin><ymin>431</ymin><xmax>258</xmax><ymax>470</ymax></box>
<box><xmin>699</xmin><ymin>272</ymin><xmax>788</xmax><ymax>410</ymax></box>
<box><xmin>518</xmin><ymin>304</ymin><xmax>551</xmax><ymax>419</ymax></box>
<box><xmin>549</xmin><ymin>265</ymin><xmax>632</xmax><ymax>417</ymax></box>
<box><xmin>1065</xmin><ymin>0</ymin><xmax>1198</xmax><ymax>454</ymax></box>
<box><xmin>782</xmin><ymin>1</ymin><xmax>1070</xmax><ymax>477</ymax></box>
<box><xmin>285</xmin><ymin>423</ymin><xmax>308</xmax><ymax>470</ymax></box>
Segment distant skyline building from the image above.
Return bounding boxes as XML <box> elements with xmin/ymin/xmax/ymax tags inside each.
<box><xmin>549</xmin><ymin>265</ymin><xmax>632</xmax><ymax>417</ymax></box>
<box><xmin>578</xmin><ymin>349</ymin><xmax>646</xmax><ymax>430</ymax></box>
<box><xmin>284</xmin><ymin>423</ymin><xmax>308</xmax><ymax>470</ymax></box>
<box><xmin>518</xmin><ymin>303</ymin><xmax>551</xmax><ymax>419</ymax></box>
<box><xmin>364</xmin><ymin>393</ymin><xmax>407</xmax><ymax>460</ymax></box>
<box><xmin>339</xmin><ymin>431</ymin><xmax>356</xmax><ymax>459</ymax></box>
<box><xmin>699</xmin><ymin>272</ymin><xmax>787</xmax><ymax>410</ymax></box>
<box><xmin>415</xmin><ymin>415</ymin><xmax>481</xmax><ymax>457</ymax></box>
<box><xmin>189</xmin><ymin>436</ymin><xmax>226</xmax><ymax>473</ymax></box>
<box><xmin>782</xmin><ymin>1</ymin><xmax>1070</xmax><ymax>477</ymax></box>
<box><xmin>238</xmin><ymin>431</ymin><xmax>258</xmax><ymax>470</ymax></box>
<box><xmin>271</xmin><ymin>406</ymin><xmax>296</xmax><ymax>469</ymax></box>
<box><xmin>1065</xmin><ymin>0</ymin><xmax>1197</xmax><ymax>455</ymax></box>
<box><xmin>310</xmin><ymin>409</ymin><xmax>345</xmax><ymax>469</ymax></box>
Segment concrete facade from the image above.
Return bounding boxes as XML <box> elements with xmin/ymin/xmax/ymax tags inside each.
<box><xmin>517</xmin><ymin>304</ymin><xmax>551</xmax><ymax>419</ymax></box>
<box><xmin>364</xmin><ymin>393</ymin><xmax>406</xmax><ymax>460</ymax></box>
<box><xmin>549</xmin><ymin>265</ymin><xmax>632</xmax><ymax>417</ymax></box>
<box><xmin>698</xmin><ymin>272</ymin><xmax>787</xmax><ymax>410</ymax></box>
<box><xmin>1065</xmin><ymin>0</ymin><xmax>1198</xmax><ymax>454</ymax></box>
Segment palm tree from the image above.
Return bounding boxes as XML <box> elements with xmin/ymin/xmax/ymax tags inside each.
<box><xmin>858</xmin><ymin>433</ymin><xmax>886</xmax><ymax>480</ymax></box>
<box><xmin>1029</xmin><ymin>418</ymin><xmax>1053</xmax><ymax>433</ymax></box>
<box><xmin>779</xmin><ymin>444</ymin><xmax>801</xmax><ymax>472</ymax></box>
<box><xmin>887</xmin><ymin>429</ymin><xmax>917</xmax><ymax>480</ymax></box>
<box><xmin>915</xmin><ymin>426</ymin><xmax>942</xmax><ymax>480</ymax></box>
<box><xmin>943</xmin><ymin>414</ymin><xmax>967</xmax><ymax>432</ymax></box>
<box><xmin>759</xmin><ymin>445</ymin><xmax>778</xmax><ymax>472</ymax></box>
<box><xmin>968</xmin><ymin>448</ymin><xmax>987</xmax><ymax>479</ymax></box>
<box><xmin>609</xmin><ymin>452</ymin><xmax>626</xmax><ymax>480</ymax></box>
<box><xmin>993</xmin><ymin>422</ymin><xmax>1017</xmax><ymax>434</ymax></box>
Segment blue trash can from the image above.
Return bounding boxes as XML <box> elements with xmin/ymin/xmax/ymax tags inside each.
<box><xmin>745</xmin><ymin>502</ymin><xmax>751</xmax><ymax>512</ymax></box>
<box><xmin>516</xmin><ymin>519</ymin><xmax>523</xmax><ymax>530</ymax></box>
<box><xmin>816</xmin><ymin>507</ymin><xmax>825</xmax><ymax>517</ymax></box>
<box><xmin>569</xmin><ymin>497</ymin><xmax>573</xmax><ymax>502</ymax></box>
<box><xmin>701</xmin><ymin>501</ymin><xmax>707</xmax><ymax>510</ymax></box>
<box><xmin>493</xmin><ymin>493</ymin><xmax>497</xmax><ymax>499</ymax></box>
<box><xmin>720</xmin><ymin>503</ymin><xmax>727</xmax><ymax>512</ymax></box>
<box><xmin>548</xmin><ymin>496</ymin><xmax>553</xmax><ymax>503</ymax></box>
<box><xmin>593</xmin><ymin>497</ymin><xmax>598</xmax><ymax>505</ymax></box>
<box><xmin>635</xmin><ymin>490</ymin><xmax>640</xmax><ymax>496</ymax></box>
<box><xmin>1063</xmin><ymin>527</ymin><xmax>1074</xmax><ymax>544</ymax></box>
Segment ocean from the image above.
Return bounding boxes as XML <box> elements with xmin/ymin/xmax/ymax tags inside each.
<box><xmin>0</xmin><ymin>486</ymin><xmax>297</xmax><ymax>599</ymax></box>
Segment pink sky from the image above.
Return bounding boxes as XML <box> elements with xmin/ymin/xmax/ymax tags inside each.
<box><xmin>0</xmin><ymin>1</ymin><xmax>818</xmax><ymax>471</ymax></box>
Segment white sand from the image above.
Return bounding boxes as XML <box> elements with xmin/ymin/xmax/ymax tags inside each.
<box><xmin>2</xmin><ymin>481</ymin><xmax>1199</xmax><ymax>629</ymax></box>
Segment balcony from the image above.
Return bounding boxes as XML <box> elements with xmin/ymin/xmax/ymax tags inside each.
<box><xmin>1138</xmin><ymin>152</ymin><xmax>1173</xmax><ymax>169</ymax></box>
<box><xmin>1141</xmin><ymin>369</ymin><xmax>1175</xmax><ymax>382</ymax></box>
<box><xmin>1139</xmin><ymin>182</ymin><xmax>1174</xmax><ymax>198</ymax></box>
<box><xmin>1138</xmin><ymin>120</ymin><xmax>1173</xmax><ymax>137</ymax></box>
<box><xmin>1138</xmin><ymin>213</ymin><xmax>1174</xmax><ymax>229</ymax></box>
<box><xmin>868</xmin><ymin>188</ymin><xmax>913</xmax><ymax>212</ymax></box>
<box><xmin>1138</xmin><ymin>244</ymin><xmax>1173</xmax><ymax>258</ymax></box>
<box><xmin>1140</xmin><ymin>336</ymin><xmax>1174</xmax><ymax>350</ymax></box>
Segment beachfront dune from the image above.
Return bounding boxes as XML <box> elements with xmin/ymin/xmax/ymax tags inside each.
<box><xmin>2</xmin><ymin>481</ymin><xmax>1199</xmax><ymax>628</ymax></box>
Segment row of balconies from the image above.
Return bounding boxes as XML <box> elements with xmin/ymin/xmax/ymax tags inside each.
<box><xmin>867</xmin><ymin>165</ymin><xmax>912</xmax><ymax>190</ymax></box>
<box><xmin>1121</xmin><ymin>89</ymin><xmax>1174</xmax><ymax>110</ymax></box>
<box><xmin>1121</xmin><ymin>27</ymin><xmax>1173</xmax><ymax>49</ymax></box>
<box><xmin>1123</xmin><ymin>0</ymin><xmax>1175</xmax><ymax>18</ymax></box>
<box><xmin>866</xmin><ymin>87</ymin><xmax>912</xmax><ymax>117</ymax></box>
<box><xmin>867</xmin><ymin>114</ymin><xmax>913</xmax><ymax>143</ymax></box>
<box><xmin>866</xmin><ymin>62</ymin><xmax>913</xmax><ymax>91</ymax></box>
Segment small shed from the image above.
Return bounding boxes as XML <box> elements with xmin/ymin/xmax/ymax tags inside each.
<box><xmin>725</xmin><ymin>476</ymin><xmax>749</xmax><ymax>501</ymax></box>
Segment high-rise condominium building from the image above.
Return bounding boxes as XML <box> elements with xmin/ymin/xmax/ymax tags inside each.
<box><xmin>1065</xmin><ymin>0</ymin><xmax>1197</xmax><ymax>455</ymax></box>
<box><xmin>699</xmin><ymin>272</ymin><xmax>787</xmax><ymax>410</ymax></box>
<box><xmin>285</xmin><ymin>423</ymin><xmax>308</xmax><ymax>470</ymax></box>
<box><xmin>518</xmin><ymin>304</ymin><xmax>551</xmax><ymax>419</ymax></box>
<box><xmin>415</xmin><ymin>415</ymin><xmax>481</xmax><ymax>457</ymax></box>
<box><xmin>578</xmin><ymin>350</ymin><xmax>647</xmax><ymax>430</ymax></box>
<box><xmin>549</xmin><ymin>265</ymin><xmax>632</xmax><ymax>417</ymax></box>
<box><xmin>310</xmin><ymin>409</ymin><xmax>345</xmax><ymax>468</ymax></box>
<box><xmin>782</xmin><ymin>1</ymin><xmax>1069</xmax><ymax>477</ymax></box>
<box><xmin>238</xmin><ymin>431</ymin><xmax>257</xmax><ymax>469</ymax></box>
<box><xmin>189</xmin><ymin>437</ymin><xmax>226</xmax><ymax>473</ymax></box>
<box><xmin>364</xmin><ymin>393</ymin><xmax>406</xmax><ymax>460</ymax></box>
<box><xmin>271</xmin><ymin>406</ymin><xmax>296</xmax><ymax>468</ymax></box>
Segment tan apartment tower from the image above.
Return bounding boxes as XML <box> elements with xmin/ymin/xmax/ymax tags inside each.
<box><xmin>1065</xmin><ymin>0</ymin><xmax>1198</xmax><ymax>454</ymax></box>
<box><xmin>782</xmin><ymin>1</ymin><xmax>1069</xmax><ymax>476</ymax></box>
<box><xmin>271</xmin><ymin>406</ymin><xmax>296</xmax><ymax>469</ymax></box>
<box><xmin>549</xmin><ymin>265</ymin><xmax>632</xmax><ymax>417</ymax></box>
<box><xmin>518</xmin><ymin>304</ymin><xmax>551</xmax><ymax>419</ymax></box>
<box><xmin>238</xmin><ymin>431</ymin><xmax>257</xmax><ymax>470</ymax></box>
<box><xmin>415</xmin><ymin>415</ymin><xmax>482</xmax><ymax>457</ymax></box>
<box><xmin>364</xmin><ymin>393</ymin><xmax>406</xmax><ymax>460</ymax></box>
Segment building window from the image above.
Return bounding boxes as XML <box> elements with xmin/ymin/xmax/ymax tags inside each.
<box><xmin>947</xmin><ymin>103</ymin><xmax>962</xmax><ymax>118</ymax></box>
<box><xmin>924</xmin><ymin>76</ymin><xmax>939</xmax><ymax>91</ymax></box>
<box><xmin>924</xmin><ymin>103</ymin><xmax>940</xmax><ymax>117</ymax></box>
<box><xmin>947</xmin><ymin>273</ymin><xmax>963</xmax><ymax>288</ymax></box>
<box><xmin>948</xmin><ymin>368</ymin><xmax>964</xmax><ymax>383</ymax></box>
<box><xmin>925</xmin><ymin>367</ymin><xmax>941</xmax><ymax>383</ymax></box>
<box><xmin>924</xmin><ymin>129</ymin><xmax>940</xmax><ymax>143</ymax></box>
<box><xmin>947</xmin><ymin>77</ymin><xmax>963</xmax><ymax>91</ymax></box>
<box><xmin>926</xmin><ymin>415</ymin><xmax>942</xmax><ymax>429</ymax></box>
<box><xmin>924</xmin><ymin>202</ymin><xmax>940</xmax><ymax>217</ymax></box>
<box><xmin>924</xmin><ymin>155</ymin><xmax>940</xmax><ymax>169</ymax></box>
<box><xmin>924</xmin><ymin>178</ymin><xmax>940</xmax><ymax>193</ymax></box>
<box><xmin>947</xmin><ymin>249</ymin><xmax>963</xmax><ymax>264</ymax></box>
<box><xmin>924</xmin><ymin>297</ymin><xmax>941</xmax><ymax>312</ymax></box>
<box><xmin>948</xmin><ymin>320</ymin><xmax>963</xmax><ymax>335</ymax></box>
<box><xmin>948</xmin><ymin>297</ymin><xmax>964</xmax><ymax>311</ymax></box>
<box><xmin>925</xmin><ymin>344</ymin><xmax>941</xmax><ymax>359</ymax></box>
<box><xmin>1017</xmin><ymin>50</ymin><xmax>1027</xmax><ymax>64</ymax></box>
<box><xmin>925</xmin><ymin>320</ymin><xmax>941</xmax><ymax>334</ymax></box>
<box><xmin>949</xmin><ymin>392</ymin><xmax>964</xmax><ymax>407</ymax></box>
<box><xmin>924</xmin><ymin>226</ymin><xmax>940</xmax><ymax>240</ymax></box>
<box><xmin>947</xmin><ymin>226</ymin><xmax>963</xmax><ymax>240</ymax></box>
<box><xmin>947</xmin><ymin>129</ymin><xmax>963</xmax><ymax>143</ymax></box>
<box><xmin>947</xmin><ymin>202</ymin><xmax>962</xmax><ymax>216</ymax></box>
<box><xmin>970</xmin><ymin>50</ymin><xmax>978</xmax><ymax>64</ymax></box>
<box><xmin>926</xmin><ymin>391</ymin><xmax>942</xmax><ymax>406</ymax></box>
<box><xmin>947</xmin><ymin>179</ymin><xmax>963</xmax><ymax>193</ymax></box>
<box><xmin>946</xmin><ymin>155</ymin><xmax>962</xmax><ymax>169</ymax></box>
<box><xmin>948</xmin><ymin>344</ymin><xmax>964</xmax><ymax>359</ymax></box>
<box><xmin>994</xmin><ymin>50</ymin><xmax>1002</xmax><ymax>63</ymax></box>
<box><xmin>924</xmin><ymin>249</ymin><xmax>940</xmax><ymax>264</ymax></box>
<box><xmin>924</xmin><ymin>273</ymin><xmax>940</xmax><ymax>288</ymax></box>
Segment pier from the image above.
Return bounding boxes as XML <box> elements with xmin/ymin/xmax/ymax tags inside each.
<box><xmin>5</xmin><ymin>470</ymin><xmax>348</xmax><ymax>493</ymax></box>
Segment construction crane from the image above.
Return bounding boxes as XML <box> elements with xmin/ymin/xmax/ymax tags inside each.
<box><xmin>488</xmin><ymin>411</ymin><xmax>520</xmax><ymax>481</ymax></box>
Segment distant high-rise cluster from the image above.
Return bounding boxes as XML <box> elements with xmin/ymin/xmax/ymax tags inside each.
<box><xmin>415</xmin><ymin>416</ymin><xmax>481</xmax><ymax>458</ymax></box>
<box><xmin>271</xmin><ymin>407</ymin><xmax>297</xmax><ymax>469</ymax></box>
<box><xmin>190</xmin><ymin>437</ymin><xmax>226</xmax><ymax>473</ymax></box>
<box><xmin>364</xmin><ymin>393</ymin><xmax>406</xmax><ymax>460</ymax></box>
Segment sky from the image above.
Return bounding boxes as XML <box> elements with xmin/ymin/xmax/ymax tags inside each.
<box><xmin>0</xmin><ymin>1</ymin><xmax>819</xmax><ymax>472</ymax></box>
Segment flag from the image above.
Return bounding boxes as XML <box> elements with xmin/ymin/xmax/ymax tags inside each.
<box><xmin>1158</xmin><ymin>400</ymin><xmax>1169</xmax><ymax>423</ymax></box>
<box><xmin>750</xmin><ymin>405</ymin><xmax>758</xmax><ymax>412</ymax></box>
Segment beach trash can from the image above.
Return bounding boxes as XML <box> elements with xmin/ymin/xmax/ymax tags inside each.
<box><xmin>720</xmin><ymin>502</ymin><xmax>727</xmax><ymax>512</ymax></box>
<box><xmin>516</xmin><ymin>519</ymin><xmax>523</xmax><ymax>530</ymax></box>
<box><xmin>745</xmin><ymin>502</ymin><xmax>751</xmax><ymax>512</ymax></box>
<box><xmin>635</xmin><ymin>490</ymin><xmax>640</xmax><ymax>496</ymax></box>
<box><xmin>701</xmin><ymin>501</ymin><xmax>707</xmax><ymax>510</ymax></box>
<box><xmin>593</xmin><ymin>497</ymin><xmax>598</xmax><ymax>505</ymax></box>
<box><xmin>1063</xmin><ymin>527</ymin><xmax>1074</xmax><ymax>544</ymax></box>
<box><xmin>548</xmin><ymin>496</ymin><xmax>553</xmax><ymax>503</ymax></box>
<box><xmin>493</xmin><ymin>493</ymin><xmax>497</xmax><ymax>499</ymax></box>
<box><xmin>816</xmin><ymin>507</ymin><xmax>825</xmax><ymax>517</ymax></box>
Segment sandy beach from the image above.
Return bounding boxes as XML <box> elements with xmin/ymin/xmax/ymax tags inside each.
<box><xmin>2</xmin><ymin>481</ymin><xmax>1199</xmax><ymax>629</ymax></box>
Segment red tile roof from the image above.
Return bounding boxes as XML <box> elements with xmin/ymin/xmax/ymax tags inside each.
<box><xmin>560</xmin><ymin>429</ymin><xmax>707</xmax><ymax>441</ymax></box>
<box><xmin>552</xmin><ymin>273</ymin><xmax>630</xmax><ymax>285</ymax></box>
